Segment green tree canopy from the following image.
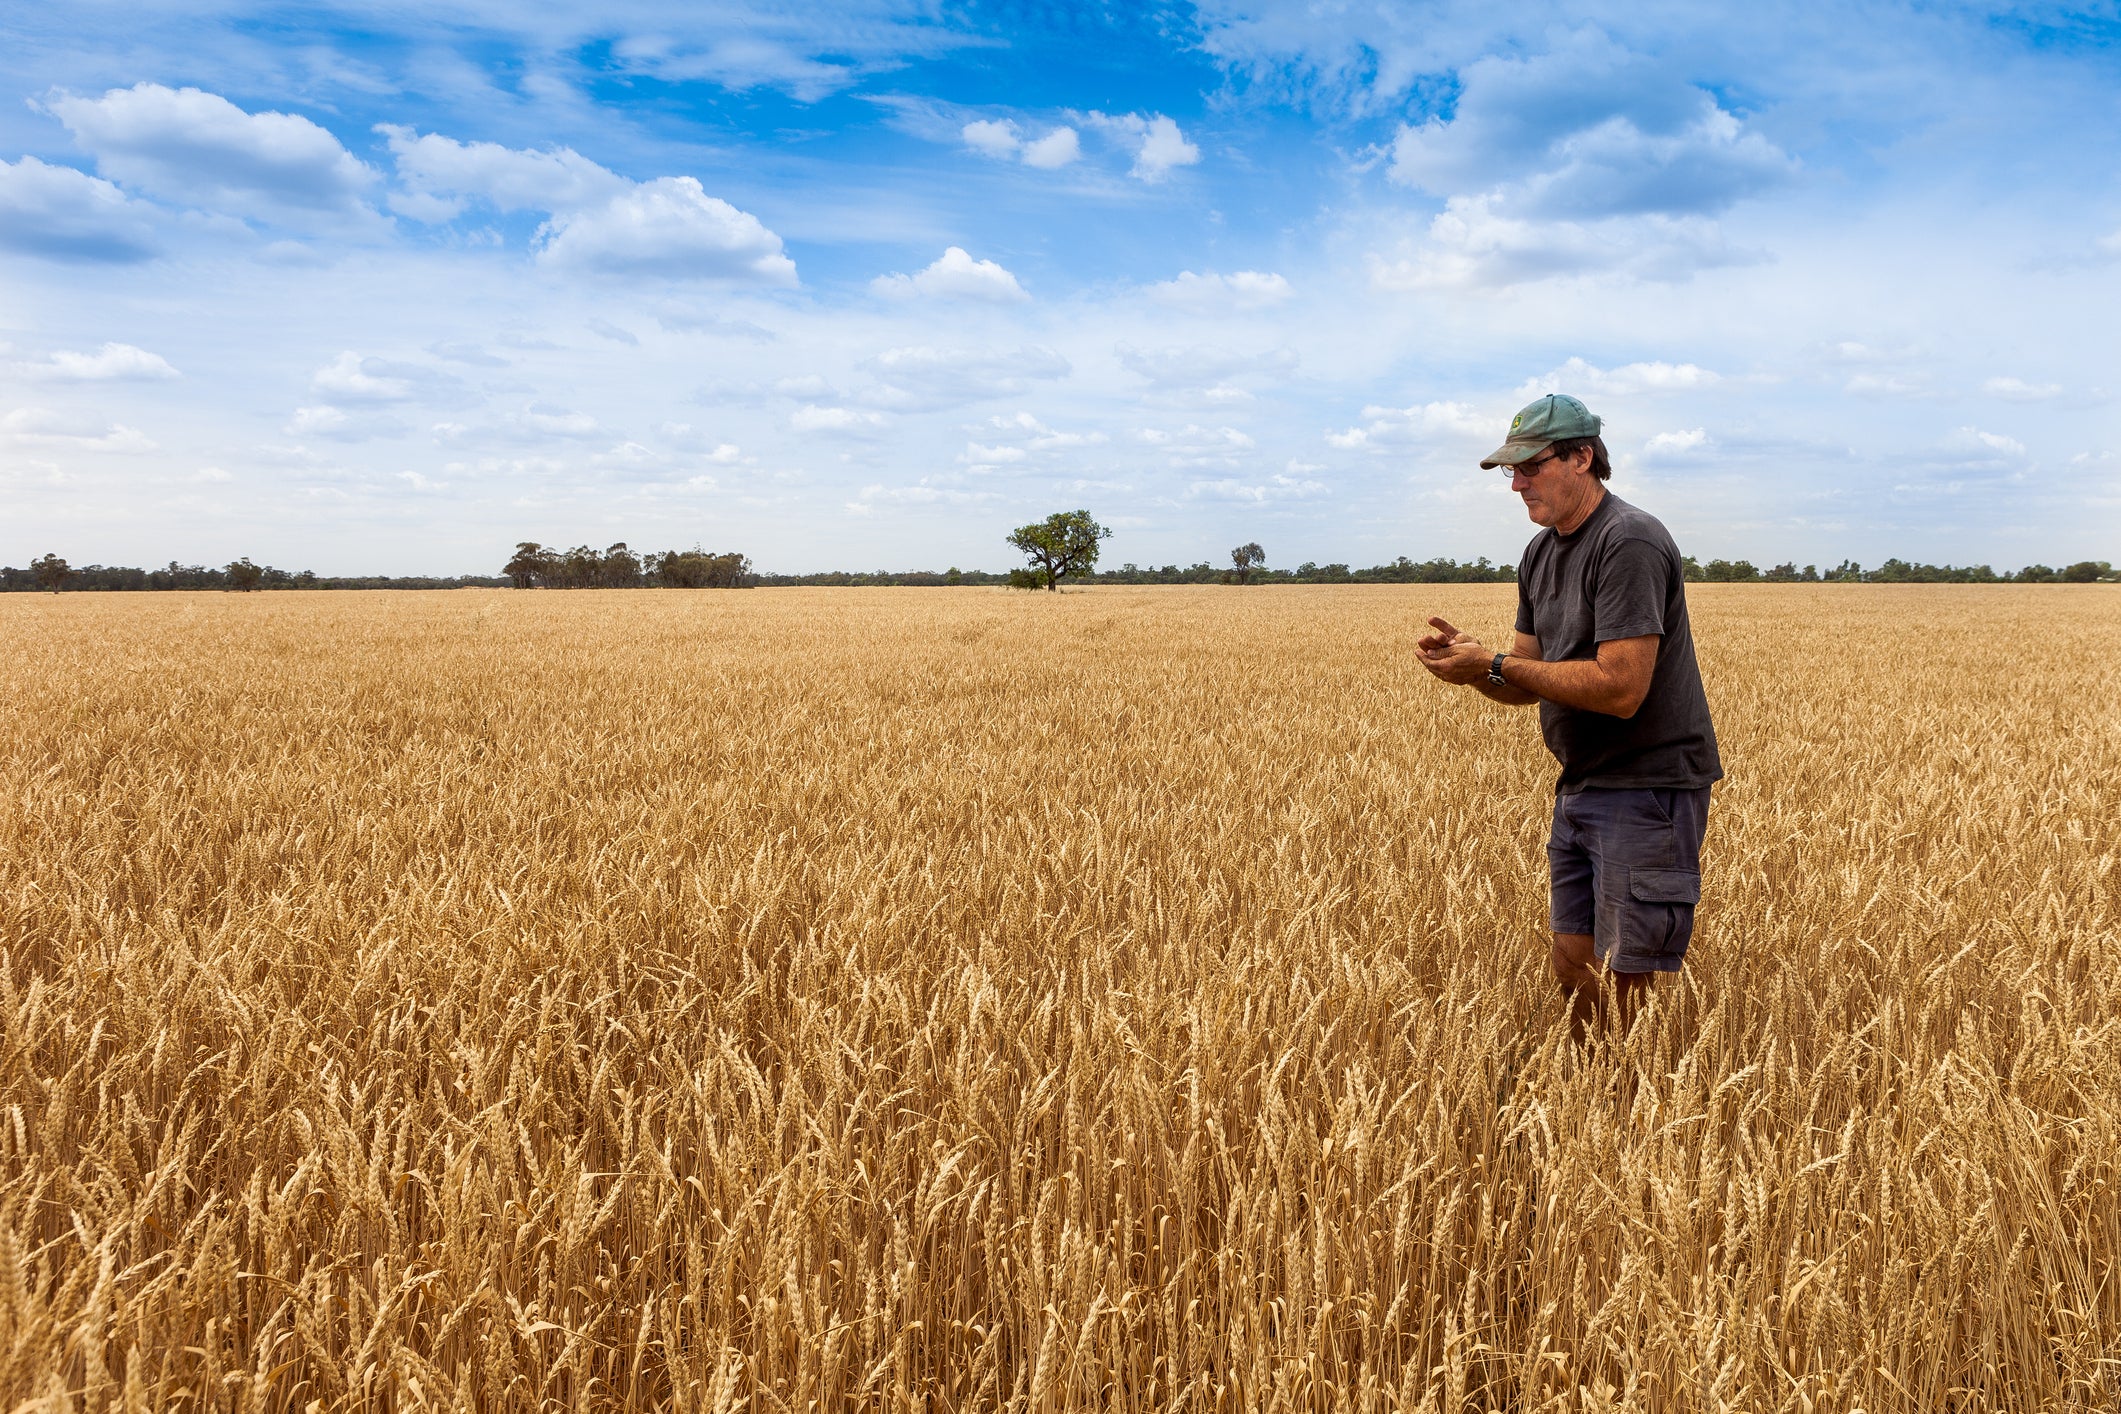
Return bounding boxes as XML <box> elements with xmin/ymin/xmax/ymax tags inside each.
<box><xmin>1230</xmin><ymin>542</ymin><xmax>1266</xmax><ymax>584</ymax></box>
<box><xmin>29</xmin><ymin>553</ymin><xmax>71</xmax><ymax>593</ymax></box>
<box><xmin>1006</xmin><ymin>510</ymin><xmax>1110</xmax><ymax>591</ymax></box>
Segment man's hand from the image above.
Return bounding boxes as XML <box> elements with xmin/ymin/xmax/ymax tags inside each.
<box><xmin>1416</xmin><ymin>616</ymin><xmax>1495</xmax><ymax>685</ymax></box>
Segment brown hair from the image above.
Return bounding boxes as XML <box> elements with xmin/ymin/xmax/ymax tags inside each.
<box><xmin>1547</xmin><ymin>435</ymin><xmax>1611</xmax><ymax>482</ymax></box>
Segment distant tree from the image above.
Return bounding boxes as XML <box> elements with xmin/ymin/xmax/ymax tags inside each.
<box><xmin>945</xmin><ymin>566</ymin><xmax>963</xmax><ymax>586</ymax></box>
<box><xmin>1231</xmin><ymin>542</ymin><xmax>1266</xmax><ymax>584</ymax></box>
<box><xmin>503</xmin><ymin>542</ymin><xmax>556</xmax><ymax>588</ymax></box>
<box><xmin>2016</xmin><ymin>563</ymin><xmax>2058</xmax><ymax>583</ymax></box>
<box><xmin>30</xmin><ymin>553</ymin><xmax>72</xmax><ymax>593</ymax></box>
<box><xmin>1005</xmin><ymin>568</ymin><xmax>1043</xmax><ymax>591</ymax></box>
<box><xmin>651</xmin><ymin>548</ymin><xmax>753</xmax><ymax>588</ymax></box>
<box><xmin>1006</xmin><ymin>509</ymin><xmax>1110</xmax><ymax>591</ymax></box>
<box><xmin>226</xmin><ymin>557</ymin><xmax>264</xmax><ymax>591</ymax></box>
<box><xmin>602</xmin><ymin>542</ymin><xmax>642</xmax><ymax>587</ymax></box>
<box><xmin>2062</xmin><ymin>560</ymin><xmax>2111</xmax><ymax>583</ymax></box>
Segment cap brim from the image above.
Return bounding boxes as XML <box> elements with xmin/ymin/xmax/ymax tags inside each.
<box><xmin>1478</xmin><ymin>439</ymin><xmax>1551</xmax><ymax>470</ymax></box>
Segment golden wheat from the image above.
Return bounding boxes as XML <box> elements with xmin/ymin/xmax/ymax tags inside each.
<box><xmin>1</xmin><ymin>585</ymin><xmax>2116</xmax><ymax>1412</ymax></box>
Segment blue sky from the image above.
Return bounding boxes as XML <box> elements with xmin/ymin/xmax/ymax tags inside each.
<box><xmin>3</xmin><ymin>0</ymin><xmax>2117</xmax><ymax>575</ymax></box>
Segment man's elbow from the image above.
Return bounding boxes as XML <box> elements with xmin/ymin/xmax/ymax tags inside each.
<box><xmin>1603</xmin><ymin>677</ymin><xmax>1651</xmax><ymax>718</ymax></box>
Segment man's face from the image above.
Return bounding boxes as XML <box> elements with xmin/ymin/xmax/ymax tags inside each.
<box><xmin>1510</xmin><ymin>445</ymin><xmax>1597</xmax><ymax>528</ymax></box>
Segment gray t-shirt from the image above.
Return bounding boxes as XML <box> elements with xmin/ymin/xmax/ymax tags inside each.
<box><xmin>1514</xmin><ymin>491</ymin><xmax>1722</xmax><ymax>792</ymax></box>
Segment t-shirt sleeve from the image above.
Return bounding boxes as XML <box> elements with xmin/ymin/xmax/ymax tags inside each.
<box><xmin>1514</xmin><ymin>550</ymin><xmax>1534</xmax><ymax>634</ymax></box>
<box><xmin>1593</xmin><ymin>536</ymin><xmax>1670</xmax><ymax>642</ymax></box>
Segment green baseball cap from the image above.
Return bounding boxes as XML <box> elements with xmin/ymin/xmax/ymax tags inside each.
<box><xmin>1479</xmin><ymin>393</ymin><xmax>1602</xmax><ymax>468</ymax></box>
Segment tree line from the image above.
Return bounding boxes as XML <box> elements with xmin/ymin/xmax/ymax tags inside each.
<box><xmin>5</xmin><ymin>536</ymin><xmax>2110</xmax><ymax>594</ymax></box>
<box><xmin>0</xmin><ymin>555</ymin><xmax>504</xmax><ymax>592</ymax></box>
<box><xmin>500</xmin><ymin>543</ymin><xmax>753</xmax><ymax>589</ymax></box>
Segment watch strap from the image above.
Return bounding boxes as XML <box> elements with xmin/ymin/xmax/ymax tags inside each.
<box><xmin>1488</xmin><ymin>652</ymin><xmax>1508</xmax><ymax>685</ymax></box>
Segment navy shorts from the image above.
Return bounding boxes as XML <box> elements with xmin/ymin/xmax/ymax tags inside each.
<box><xmin>1547</xmin><ymin>786</ymin><xmax>1710</xmax><ymax>974</ymax></box>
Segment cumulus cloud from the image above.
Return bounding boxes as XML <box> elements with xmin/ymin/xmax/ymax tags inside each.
<box><xmin>1021</xmin><ymin>128</ymin><xmax>1082</xmax><ymax>169</ymax></box>
<box><xmin>960</xmin><ymin>118</ymin><xmax>1079</xmax><ymax>167</ymax></box>
<box><xmin>962</xmin><ymin>120</ymin><xmax>1022</xmax><ymax>159</ymax></box>
<box><xmin>1116</xmin><ymin>343</ymin><xmax>1297</xmax><ymax>405</ymax></box>
<box><xmin>1516</xmin><ymin>357</ymin><xmax>1721</xmax><ymax>399</ymax></box>
<box><xmin>871</xmin><ymin>246</ymin><xmax>1028</xmax><ymax>302</ymax></box>
<box><xmin>0</xmin><ymin>407</ymin><xmax>155</xmax><ymax>452</ymax></box>
<box><xmin>18</xmin><ymin>342</ymin><xmax>179</xmax><ymax>380</ymax></box>
<box><xmin>379</xmin><ymin>126</ymin><xmax>629</xmax><ymax>218</ymax></box>
<box><xmin>1148</xmin><ymin>270</ymin><xmax>1293</xmax><ymax>310</ymax></box>
<box><xmin>1982</xmin><ymin>376</ymin><xmax>2063</xmax><ymax>402</ymax></box>
<box><xmin>45</xmin><ymin>84</ymin><xmax>378</xmax><ymax>226</ymax></box>
<box><xmin>1362</xmin><ymin>36</ymin><xmax>1790</xmax><ymax>291</ymax></box>
<box><xmin>1370</xmin><ymin>196</ymin><xmax>1756</xmax><ymax>290</ymax></box>
<box><xmin>860</xmin><ymin>345</ymin><xmax>1070</xmax><ymax>411</ymax></box>
<box><xmin>537</xmin><ymin>177</ymin><xmax>797</xmax><ymax>283</ymax></box>
<box><xmin>283</xmin><ymin>404</ymin><xmax>407</xmax><ymax>441</ymax></box>
<box><xmin>0</xmin><ymin>156</ymin><xmax>161</xmax><ymax>262</ymax></box>
<box><xmin>1325</xmin><ymin>400</ymin><xmax>1489</xmax><ymax>450</ymax></box>
<box><xmin>976</xmin><ymin>411</ymin><xmax>1107</xmax><ymax>451</ymax></box>
<box><xmin>1189</xmin><ymin>468</ymin><xmax>1329</xmax><ymax>502</ymax></box>
<box><xmin>1137</xmin><ymin>423</ymin><xmax>1256</xmax><ymax>467</ymax></box>
<box><xmin>791</xmin><ymin>404</ymin><xmax>889</xmax><ymax>435</ymax></box>
<box><xmin>1642</xmin><ymin>428</ymin><xmax>1711</xmax><ymax>459</ymax></box>
<box><xmin>1384</xmin><ymin>38</ymin><xmax>1794</xmax><ymax>220</ymax></box>
<box><xmin>309</xmin><ymin>352</ymin><xmax>465</xmax><ymax>406</ymax></box>
<box><xmin>1084</xmin><ymin>112</ymin><xmax>1200</xmax><ymax>181</ymax></box>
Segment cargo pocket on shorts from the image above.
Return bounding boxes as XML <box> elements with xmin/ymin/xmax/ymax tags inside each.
<box><xmin>1622</xmin><ymin>866</ymin><xmax>1701</xmax><ymax>964</ymax></box>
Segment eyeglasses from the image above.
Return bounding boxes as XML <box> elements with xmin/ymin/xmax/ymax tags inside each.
<box><xmin>1501</xmin><ymin>451</ymin><xmax>1562</xmax><ymax>481</ymax></box>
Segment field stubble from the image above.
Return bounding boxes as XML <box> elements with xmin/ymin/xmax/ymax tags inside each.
<box><xmin>1</xmin><ymin>585</ymin><xmax>2117</xmax><ymax>1411</ymax></box>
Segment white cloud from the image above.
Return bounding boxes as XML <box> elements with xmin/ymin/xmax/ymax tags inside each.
<box><xmin>1189</xmin><ymin>470</ymin><xmax>1329</xmax><ymax>502</ymax></box>
<box><xmin>871</xmin><ymin>246</ymin><xmax>1028</xmax><ymax>302</ymax></box>
<box><xmin>1643</xmin><ymin>428</ymin><xmax>1711</xmax><ymax>458</ymax></box>
<box><xmin>959</xmin><ymin>118</ymin><xmax>1078</xmax><ymax>169</ymax></box>
<box><xmin>45</xmin><ymin>83</ymin><xmax>378</xmax><ymax>226</ymax></box>
<box><xmin>978</xmin><ymin>411</ymin><xmax>1107</xmax><ymax>451</ymax></box>
<box><xmin>1085</xmin><ymin>112</ymin><xmax>1200</xmax><ymax>181</ymax></box>
<box><xmin>1326</xmin><ymin>400</ymin><xmax>1488</xmax><ymax>450</ymax></box>
<box><xmin>310</xmin><ymin>351</ymin><xmax>441</xmax><ymax>403</ymax></box>
<box><xmin>1148</xmin><ymin>270</ymin><xmax>1293</xmax><ymax>310</ymax></box>
<box><xmin>861</xmin><ymin>345</ymin><xmax>1070</xmax><ymax>410</ymax></box>
<box><xmin>1021</xmin><ymin>128</ymin><xmax>1081</xmax><ymax>169</ymax></box>
<box><xmin>791</xmin><ymin>405</ymin><xmax>888</xmax><ymax>434</ymax></box>
<box><xmin>660</xmin><ymin>423</ymin><xmax>744</xmax><ymax>461</ymax></box>
<box><xmin>1370</xmin><ymin>195</ymin><xmax>1755</xmax><ymax>291</ymax></box>
<box><xmin>1138</xmin><ymin>423</ymin><xmax>1256</xmax><ymax>467</ymax></box>
<box><xmin>19</xmin><ymin>342</ymin><xmax>179</xmax><ymax>380</ymax></box>
<box><xmin>1982</xmin><ymin>376</ymin><xmax>2063</xmax><ymax>402</ymax></box>
<box><xmin>959</xmin><ymin>441</ymin><xmax>1027</xmax><ymax>465</ymax></box>
<box><xmin>537</xmin><ymin>177</ymin><xmax>797</xmax><ymax>284</ymax></box>
<box><xmin>1844</xmin><ymin>372</ymin><xmax>1930</xmax><ymax>399</ymax></box>
<box><xmin>0</xmin><ymin>156</ymin><xmax>161</xmax><ymax>262</ymax></box>
<box><xmin>283</xmin><ymin>404</ymin><xmax>407</xmax><ymax>441</ymax></box>
<box><xmin>962</xmin><ymin>119</ymin><xmax>1022</xmax><ymax>159</ymax></box>
<box><xmin>1</xmin><ymin>408</ymin><xmax>155</xmax><ymax>452</ymax></box>
<box><xmin>1940</xmin><ymin>426</ymin><xmax>2028</xmax><ymax>462</ymax></box>
<box><xmin>1116</xmin><ymin>343</ymin><xmax>1296</xmax><ymax>406</ymax></box>
<box><xmin>1517</xmin><ymin>357</ymin><xmax>1721</xmax><ymax>399</ymax></box>
<box><xmin>379</xmin><ymin>126</ymin><xmax>629</xmax><ymax>219</ymax></box>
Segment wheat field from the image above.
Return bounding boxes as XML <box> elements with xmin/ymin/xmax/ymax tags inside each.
<box><xmin>1</xmin><ymin>585</ymin><xmax>2116</xmax><ymax>1412</ymax></box>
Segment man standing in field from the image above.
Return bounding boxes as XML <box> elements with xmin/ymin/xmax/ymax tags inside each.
<box><xmin>1415</xmin><ymin>393</ymin><xmax>1721</xmax><ymax>1034</ymax></box>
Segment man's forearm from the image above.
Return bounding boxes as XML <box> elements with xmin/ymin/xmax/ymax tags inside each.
<box><xmin>1472</xmin><ymin>675</ymin><xmax>1540</xmax><ymax>706</ymax></box>
<box><xmin>1496</xmin><ymin>654</ymin><xmax>1636</xmax><ymax>716</ymax></box>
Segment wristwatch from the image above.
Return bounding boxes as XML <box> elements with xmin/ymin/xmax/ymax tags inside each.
<box><xmin>1488</xmin><ymin>653</ymin><xmax>1509</xmax><ymax>686</ymax></box>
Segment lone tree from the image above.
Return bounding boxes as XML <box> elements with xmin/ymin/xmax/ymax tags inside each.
<box><xmin>30</xmin><ymin>553</ymin><xmax>71</xmax><ymax>593</ymax></box>
<box><xmin>226</xmin><ymin>557</ymin><xmax>263</xmax><ymax>591</ymax></box>
<box><xmin>1231</xmin><ymin>542</ymin><xmax>1266</xmax><ymax>584</ymax></box>
<box><xmin>1007</xmin><ymin>510</ymin><xmax>1110</xmax><ymax>591</ymax></box>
